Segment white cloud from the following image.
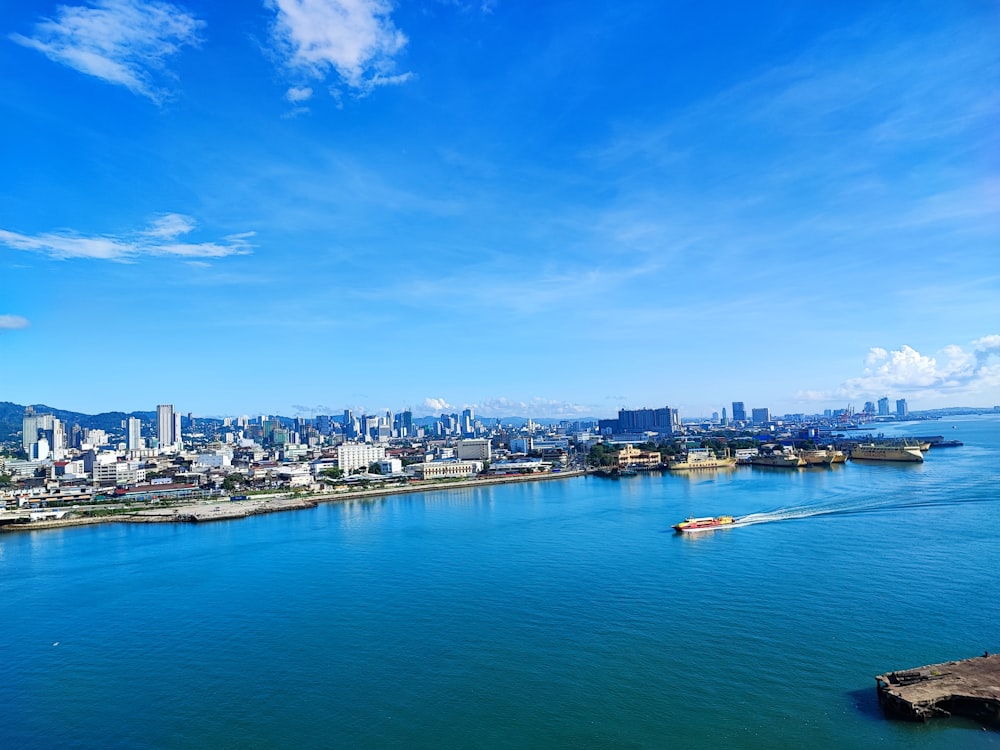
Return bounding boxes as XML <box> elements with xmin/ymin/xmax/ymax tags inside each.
<box><xmin>0</xmin><ymin>315</ymin><xmax>30</xmax><ymax>330</ymax></box>
<box><xmin>143</xmin><ymin>213</ymin><xmax>197</xmax><ymax>239</ymax></box>
<box><xmin>286</xmin><ymin>85</ymin><xmax>314</xmax><ymax>102</ymax></box>
<box><xmin>267</xmin><ymin>0</ymin><xmax>412</xmax><ymax>94</ymax></box>
<box><xmin>0</xmin><ymin>215</ymin><xmax>253</xmax><ymax>261</ymax></box>
<box><xmin>800</xmin><ymin>337</ymin><xmax>1000</xmax><ymax>402</ymax></box>
<box><xmin>10</xmin><ymin>0</ymin><xmax>203</xmax><ymax>104</ymax></box>
<box><xmin>423</xmin><ymin>397</ymin><xmax>452</xmax><ymax>411</ymax></box>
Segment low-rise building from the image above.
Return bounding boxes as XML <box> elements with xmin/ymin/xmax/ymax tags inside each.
<box><xmin>614</xmin><ymin>445</ymin><xmax>661</xmax><ymax>468</ymax></box>
<box><xmin>407</xmin><ymin>460</ymin><xmax>481</xmax><ymax>480</ymax></box>
<box><xmin>93</xmin><ymin>460</ymin><xmax>146</xmax><ymax>487</ymax></box>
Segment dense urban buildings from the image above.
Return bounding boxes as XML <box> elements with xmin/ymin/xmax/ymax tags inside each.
<box><xmin>1</xmin><ymin>391</ymin><xmax>946</xmax><ymax>515</ymax></box>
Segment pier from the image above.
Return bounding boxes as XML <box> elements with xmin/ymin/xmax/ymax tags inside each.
<box><xmin>876</xmin><ymin>654</ymin><xmax>1000</xmax><ymax>727</ymax></box>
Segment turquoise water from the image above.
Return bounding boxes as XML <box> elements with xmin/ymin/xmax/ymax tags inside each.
<box><xmin>3</xmin><ymin>415</ymin><xmax>999</xmax><ymax>748</ymax></box>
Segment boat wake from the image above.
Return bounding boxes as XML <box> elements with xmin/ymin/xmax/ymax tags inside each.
<box><xmin>734</xmin><ymin>490</ymin><xmax>995</xmax><ymax>527</ymax></box>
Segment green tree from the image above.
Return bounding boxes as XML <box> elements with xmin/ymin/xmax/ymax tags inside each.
<box><xmin>320</xmin><ymin>467</ymin><xmax>343</xmax><ymax>480</ymax></box>
<box><xmin>587</xmin><ymin>443</ymin><xmax>617</xmax><ymax>467</ymax></box>
<box><xmin>368</xmin><ymin>462</ymin><xmax>383</xmax><ymax>475</ymax></box>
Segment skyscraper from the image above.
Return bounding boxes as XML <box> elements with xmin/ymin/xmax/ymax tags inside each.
<box><xmin>896</xmin><ymin>399</ymin><xmax>909</xmax><ymax>418</ymax></box>
<box><xmin>127</xmin><ymin>417</ymin><xmax>143</xmax><ymax>451</ymax></box>
<box><xmin>731</xmin><ymin>402</ymin><xmax>746</xmax><ymax>422</ymax></box>
<box><xmin>751</xmin><ymin>407</ymin><xmax>770</xmax><ymax>425</ymax></box>
<box><xmin>157</xmin><ymin>404</ymin><xmax>174</xmax><ymax>451</ymax></box>
<box><xmin>22</xmin><ymin>407</ymin><xmax>55</xmax><ymax>454</ymax></box>
<box><xmin>877</xmin><ymin>396</ymin><xmax>890</xmax><ymax>416</ymax></box>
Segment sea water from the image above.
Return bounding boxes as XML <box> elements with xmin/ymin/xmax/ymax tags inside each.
<box><xmin>2</xmin><ymin>415</ymin><xmax>999</xmax><ymax>748</ymax></box>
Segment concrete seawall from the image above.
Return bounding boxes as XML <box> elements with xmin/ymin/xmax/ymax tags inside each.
<box><xmin>876</xmin><ymin>654</ymin><xmax>1000</xmax><ymax>727</ymax></box>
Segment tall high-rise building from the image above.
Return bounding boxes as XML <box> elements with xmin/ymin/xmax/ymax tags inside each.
<box><xmin>732</xmin><ymin>402</ymin><xmax>746</xmax><ymax>422</ymax></box>
<box><xmin>157</xmin><ymin>404</ymin><xmax>175</xmax><ymax>451</ymax></box>
<box><xmin>877</xmin><ymin>396</ymin><xmax>890</xmax><ymax>416</ymax></box>
<box><xmin>173</xmin><ymin>412</ymin><xmax>183</xmax><ymax>450</ymax></box>
<box><xmin>397</xmin><ymin>410</ymin><xmax>413</xmax><ymax>437</ymax></box>
<box><xmin>316</xmin><ymin>415</ymin><xmax>333</xmax><ymax>435</ymax></box>
<box><xmin>22</xmin><ymin>407</ymin><xmax>55</xmax><ymax>454</ymax></box>
<box><xmin>751</xmin><ymin>407</ymin><xmax>770</xmax><ymax>425</ymax></box>
<box><xmin>896</xmin><ymin>399</ymin><xmax>909</xmax><ymax>418</ymax></box>
<box><xmin>127</xmin><ymin>417</ymin><xmax>143</xmax><ymax>450</ymax></box>
<box><xmin>22</xmin><ymin>406</ymin><xmax>40</xmax><ymax>452</ymax></box>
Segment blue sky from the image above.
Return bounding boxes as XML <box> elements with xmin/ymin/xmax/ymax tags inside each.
<box><xmin>1</xmin><ymin>0</ymin><xmax>998</xmax><ymax>420</ymax></box>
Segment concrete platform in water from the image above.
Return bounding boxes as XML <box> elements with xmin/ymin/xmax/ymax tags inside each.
<box><xmin>876</xmin><ymin>654</ymin><xmax>1000</xmax><ymax>727</ymax></box>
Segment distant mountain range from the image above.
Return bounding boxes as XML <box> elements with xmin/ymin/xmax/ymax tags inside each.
<box><xmin>0</xmin><ymin>402</ymin><xmax>159</xmax><ymax>443</ymax></box>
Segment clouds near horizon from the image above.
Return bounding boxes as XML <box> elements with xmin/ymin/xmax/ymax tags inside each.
<box><xmin>10</xmin><ymin>0</ymin><xmax>203</xmax><ymax>103</ymax></box>
<box><xmin>799</xmin><ymin>337</ymin><xmax>1000</xmax><ymax>405</ymax></box>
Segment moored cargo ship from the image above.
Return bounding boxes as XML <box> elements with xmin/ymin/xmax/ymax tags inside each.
<box><xmin>750</xmin><ymin>450</ymin><xmax>805</xmax><ymax>468</ymax></box>
<box><xmin>666</xmin><ymin>448</ymin><xmax>736</xmax><ymax>471</ymax></box>
<box><xmin>850</xmin><ymin>442</ymin><xmax>924</xmax><ymax>462</ymax></box>
<box><xmin>800</xmin><ymin>448</ymin><xmax>847</xmax><ymax>466</ymax></box>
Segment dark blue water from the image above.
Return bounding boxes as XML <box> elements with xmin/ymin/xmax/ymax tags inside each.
<box><xmin>3</xmin><ymin>415</ymin><xmax>999</xmax><ymax>748</ymax></box>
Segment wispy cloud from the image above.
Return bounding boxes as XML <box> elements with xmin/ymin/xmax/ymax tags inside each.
<box><xmin>0</xmin><ymin>214</ymin><xmax>253</xmax><ymax>261</ymax></box>
<box><xmin>266</xmin><ymin>0</ymin><xmax>412</xmax><ymax>96</ymax></box>
<box><xmin>0</xmin><ymin>315</ymin><xmax>30</xmax><ymax>331</ymax></box>
<box><xmin>10</xmin><ymin>0</ymin><xmax>204</xmax><ymax>104</ymax></box>
<box><xmin>799</xmin><ymin>337</ymin><xmax>1000</xmax><ymax>403</ymax></box>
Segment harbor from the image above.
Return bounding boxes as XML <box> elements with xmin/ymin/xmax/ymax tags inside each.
<box><xmin>3</xmin><ymin>414</ymin><xmax>997</xmax><ymax>748</ymax></box>
<box><xmin>876</xmin><ymin>654</ymin><xmax>1000</xmax><ymax>727</ymax></box>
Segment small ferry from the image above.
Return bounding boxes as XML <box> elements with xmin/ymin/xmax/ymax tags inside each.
<box><xmin>672</xmin><ymin>515</ymin><xmax>736</xmax><ymax>533</ymax></box>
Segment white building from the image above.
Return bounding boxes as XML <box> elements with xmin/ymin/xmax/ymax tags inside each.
<box><xmin>31</xmin><ymin>437</ymin><xmax>50</xmax><ymax>461</ymax></box>
<box><xmin>195</xmin><ymin>451</ymin><xmax>233</xmax><ymax>469</ymax></box>
<box><xmin>157</xmin><ymin>404</ymin><xmax>175</xmax><ymax>452</ymax></box>
<box><xmin>337</xmin><ymin>443</ymin><xmax>386</xmax><ymax>473</ymax></box>
<box><xmin>377</xmin><ymin>458</ymin><xmax>403</xmax><ymax>475</ymax></box>
<box><xmin>93</xmin><ymin>460</ymin><xmax>147</xmax><ymax>487</ymax></box>
<box><xmin>127</xmin><ymin>417</ymin><xmax>143</xmax><ymax>451</ymax></box>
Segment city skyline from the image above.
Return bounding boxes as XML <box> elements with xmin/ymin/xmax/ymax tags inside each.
<box><xmin>2</xmin><ymin>1</ymin><xmax>998</xmax><ymax>418</ymax></box>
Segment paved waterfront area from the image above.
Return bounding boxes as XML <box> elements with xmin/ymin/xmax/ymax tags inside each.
<box><xmin>1</xmin><ymin>470</ymin><xmax>587</xmax><ymax>532</ymax></box>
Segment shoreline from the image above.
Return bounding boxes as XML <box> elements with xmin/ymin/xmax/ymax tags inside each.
<box><xmin>0</xmin><ymin>469</ymin><xmax>588</xmax><ymax>534</ymax></box>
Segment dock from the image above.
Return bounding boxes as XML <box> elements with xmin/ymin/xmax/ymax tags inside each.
<box><xmin>876</xmin><ymin>654</ymin><xmax>1000</xmax><ymax>727</ymax></box>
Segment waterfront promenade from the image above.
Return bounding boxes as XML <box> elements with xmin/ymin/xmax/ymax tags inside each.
<box><xmin>0</xmin><ymin>469</ymin><xmax>587</xmax><ymax>533</ymax></box>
